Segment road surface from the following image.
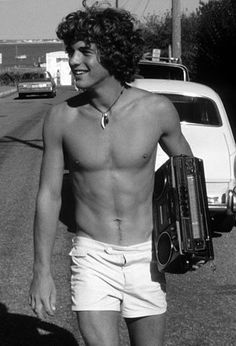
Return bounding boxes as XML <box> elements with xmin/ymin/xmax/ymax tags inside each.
<box><xmin>0</xmin><ymin>87</ymin><xmax>235</xmax><ymax>345</ymax></box>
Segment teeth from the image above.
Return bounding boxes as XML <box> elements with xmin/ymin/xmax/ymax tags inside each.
<box><xmin>74</xmin><ymin>71</ymin><xmax>87</xmax><ymax>75</ymax></box>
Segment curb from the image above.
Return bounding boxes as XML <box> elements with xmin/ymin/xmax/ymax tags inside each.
<box><xmin>0</xmin><ymin>88</ymin><xmax>17</xmax><ymax>98</ymax></box>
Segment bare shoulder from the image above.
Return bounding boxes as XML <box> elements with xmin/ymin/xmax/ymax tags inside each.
<box><xmin>43</xmin><ymin>93</ymin><xmax>85</xmax><ymax>131</ymax></box>
<box><xmin>129</xmin><ymin>86</ymin><xmax>179</xmax><ymax>120</ymax></box>
<box><xmin>45</xmin><ymin>101</ymin><xmax>67</xmax><ymax>125</ymax></box>
<box><xmin>42</xmin><ymin>101</ymin><xmax>71</xmax><ymax>142</ymax></box>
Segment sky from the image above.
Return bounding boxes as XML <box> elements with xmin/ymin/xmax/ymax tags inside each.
<box><xmin>0</xmin><ymin>0</ymin><xmax>208</xmax><ymax>40</ymax></box>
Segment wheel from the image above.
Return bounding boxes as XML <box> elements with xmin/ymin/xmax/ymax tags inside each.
<box><xmin>48</xmin><ymin>91</ymin><xmax>56</xmax><ymax>98</ymax></box>
<box><xmin>211</xmin><ymin>214</ymin><xmax>235</xmax><ymax>233</ymax></box>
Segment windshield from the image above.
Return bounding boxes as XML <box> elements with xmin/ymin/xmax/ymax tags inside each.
<box><xmin>160</xmin><ymin>93</ymin><xmax>221</xmax><ymax>126</ymax></box>
<box><xmin>21</xmin><ymin>72</ymin><xmax>50</xmax><ymax>80</ymax></box>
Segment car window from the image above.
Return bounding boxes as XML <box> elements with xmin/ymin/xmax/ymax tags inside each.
<box><xmin>137</xmin><ymin>63</ymin><xmax>188</xmax><ymax>81</ymax></box>
<box><xmin>159</xmin><ymin>93</ymin><xmax>222</xmax><ymax>126</ymax></box>
<box><xmin>21</xmin><ymin>72</ymin><xmax>50</xmax><ymax>80</ymax></box>
<box><xmin>21</xmin><ymin>73</ymin><xmax>33</xmax><ymax>80</ymax></box>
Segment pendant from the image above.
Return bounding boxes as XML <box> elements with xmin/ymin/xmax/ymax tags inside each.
<box><xmin>101</xmin><ymin>113</ymin><xmax>109</xmax><ymax>129</ymax></box>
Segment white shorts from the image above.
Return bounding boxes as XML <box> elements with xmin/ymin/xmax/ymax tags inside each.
<box><xmin>69</xmin><ymin>236</ymin><xmax>167</xmax><ymax>318</ymax></box>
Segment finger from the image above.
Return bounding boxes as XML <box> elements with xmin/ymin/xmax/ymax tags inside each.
<box><xmin>29</xmin><ymin>294</ymin><xmax>36</xmax><ymax>311</ymax></box>
<box><xmin>35</xmin><ymin>302</ymin><xmax>45</xmax><ymax>320</ymax></box>
<box><xmin>197</xmin><ymin>260</ymin><xmax>205</xmax><ymax>265</ymax></box>
<box><xmin>28</xmin><ymin>294</ymin><xmax>32</xmax><ymax>307</ymax></box>
<box><xmin>33</xmin><ymin>297</ymin><xmax>45</xmax><ymax>320</ymax></box>
<box><xmin>192</xmin><ymin>260</ymin><xmax>206</xmax><ymax>270</ymax></box>
<box><xmin>50</xmin><ymin>288</ymin><xmax>57</xmax><ymax>314</ymax></box>
<box><xmin>43</xmin><ymin>298</ymin><xmax>53</xmax><ymax>316</ymax></box>
<box><xmin>191</xmin><ymin>265</ymin><xmax>198</xmax><ymax>270</ymax></box>
<box><xmin>35</xmin><ymin>309</ymin><xmax>44</xmax><ymax>320</ymax></box>
<box><xmin>195</xmin><ymin>261</ymin><xmax>205</xmax><ymax>268</ymax></box>
<box><xmin>43</xmin><ymin>291</ymin><xmax>56</xmax><ymax>316</ymax></box>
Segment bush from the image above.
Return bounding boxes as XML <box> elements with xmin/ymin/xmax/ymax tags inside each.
<box><xmin>0</xmin><ymin>67</ymin><xmax>43</xmax><ymax>86</ymax></box>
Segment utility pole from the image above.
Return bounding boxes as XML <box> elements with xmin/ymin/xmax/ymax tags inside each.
<box><xmin>115</xmin><ymin>0</ymin><xmax>118</xmax><ymax>8</ymax></box>
<box><xmin>172</xmin><ymin>0</ymin><xmax>181</xmax><ymax>62</ymax></box>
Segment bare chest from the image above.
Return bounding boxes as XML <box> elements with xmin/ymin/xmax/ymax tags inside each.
<box><xmin>63</xmin><ymin>116</ymin><xmax>159</xmax><ymax>171</ymax></box>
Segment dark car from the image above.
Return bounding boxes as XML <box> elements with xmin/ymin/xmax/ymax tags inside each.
<box><xmin>17</xmin><ymin>71</ymin><xmax>56</xmax><ymax>98</ymax></box>
<box><xmin>137</xmin><ymin>58</ymin><xmax>190</xmax><ymax>81</ymax></box>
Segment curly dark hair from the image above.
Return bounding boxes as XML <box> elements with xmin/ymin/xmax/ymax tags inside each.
<box><xmin>56</xmin><ymin>7</ymin><xmax>144</xmax><ymax>84</ymax></box>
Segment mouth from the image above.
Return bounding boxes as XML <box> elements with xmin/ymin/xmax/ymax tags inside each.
<box><xmin>73</xmin><ymin>70</ymin><xmax>89</xmax><ymax>78</ymax></box>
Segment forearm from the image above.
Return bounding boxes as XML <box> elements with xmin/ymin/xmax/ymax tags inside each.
<box><xmin>33</xmin><ymin>191</ymin><xmax>62</xmax><ymax>275</ymax></box>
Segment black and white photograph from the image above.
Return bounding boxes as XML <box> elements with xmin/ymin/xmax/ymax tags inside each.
<box><xmin>0</xmin><ymin>1</ymin><xmax>235</xmax><ymax>345</ymax></box>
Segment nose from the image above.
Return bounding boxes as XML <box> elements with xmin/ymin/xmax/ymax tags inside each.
<box><xmin>69</xmin><ymin>51</ymin><xmax>83</xmax><ymax>66</ymax></box>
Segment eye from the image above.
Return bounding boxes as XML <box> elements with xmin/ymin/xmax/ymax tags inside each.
<box><xmin>80</xmin><ymin>48</ymin><xmax>94</xmax><ymax>56</ymax></box>
<box><xmin>66</xmin><ymin>47</ymin><xmax>74</xmax><ymax>57</ymax></box>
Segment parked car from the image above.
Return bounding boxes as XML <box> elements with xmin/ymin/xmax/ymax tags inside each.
<box><xmin>17</xmin><ymin>71</ymin><xmax>56</xmax><ymax>98</ymax></box>
<box><xmin>137</xmin><ymin>58</ymin><xmax>190</xmax><ymax>81</ymax></box>
<box><xmin>131</xmin><ymin>78</ymin><xmax>236</xmax><ymax>232</ymax></box>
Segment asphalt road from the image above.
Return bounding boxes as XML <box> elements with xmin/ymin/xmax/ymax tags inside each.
<box><xmin>0</xmin><ymin>87</ymin><xmax>235</xmax><ymax>346</ymax></box>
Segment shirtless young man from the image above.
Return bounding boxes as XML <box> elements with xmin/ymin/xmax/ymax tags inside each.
<box><xmin>29</xmin><ymin>7</ymin><xmax>193</xmax><ymax>346</ymax></box>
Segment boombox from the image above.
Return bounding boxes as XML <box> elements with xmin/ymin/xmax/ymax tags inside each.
<box><xmin>153</xmin><ymin>155</ymin><xmax>214</xmax><ymax>273</ymax></box>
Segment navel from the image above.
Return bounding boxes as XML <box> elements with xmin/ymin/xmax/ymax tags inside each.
<box><xmin>113</xmin><ymin>218</ymin><xmax>122</xmax><ymax>228</ymax></box>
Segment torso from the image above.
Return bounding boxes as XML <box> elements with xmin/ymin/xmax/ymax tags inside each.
<box><xmin>60</xmin><ymin>86</ymin><xmax>164</xmax><ymax>245</ymax></box>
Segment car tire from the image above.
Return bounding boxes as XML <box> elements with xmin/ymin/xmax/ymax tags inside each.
<box><xmin>18</xmin><ymin>94</ymin><xmax>25</xmax><ymax>99</ymax></box>
<box><xmin>211</xmin><ymin>214</ymin><xmax>235</xmax><ymax>233</ymax></box>
<box><xmin>48</xmin><ymin>91</ymin><xmax>56</xmax><ymax>98</ymax></box>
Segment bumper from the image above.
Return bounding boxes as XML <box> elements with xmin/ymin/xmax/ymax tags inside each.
<box><xmin>18</xmin><ymin>87</ymin><xmax>53</xmax><ymax>94</ymax></box>
<box><xmin>209</xmin><ymin>188</ymin><xmax>236</xmax><ymax>214</ymax></box>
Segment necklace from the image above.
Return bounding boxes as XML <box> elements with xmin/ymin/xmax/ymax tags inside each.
<box><xmin>90</xmin><ymin>87</ymin><xmax>125</xmax><ymax>129</ymax></box>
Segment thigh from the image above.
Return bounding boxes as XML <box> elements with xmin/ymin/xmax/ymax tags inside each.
<box><xmin>125</xmin><ymin>313</ymin><xmax>166</xmax><ymax>346</ymax></box>
<box><xmin>76</xmin><ymin>311</ymin><xmax>120</xmax><ymax>346</ymax></box>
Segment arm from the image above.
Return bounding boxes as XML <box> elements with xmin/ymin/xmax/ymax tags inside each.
<box><xmin>158</xmin><ymin>96</ymin><xmax>193</xmax><ymax>157</ymax></box>
<box><xmin>29</xmin><ymin>105</ymin><xmax>65</xmax><ymax>319</ymax></box>
<box><xmin>157</xmin><ymin>97</ymin><xmax>206</xmax><ymax>270</ymax></box>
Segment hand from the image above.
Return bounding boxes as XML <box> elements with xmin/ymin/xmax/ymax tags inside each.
<box><xmin>191</xmin><ymin>259</ymin><xmax>206</xmax><ymax>271</ymax></box>
<box><xmin>187</xmin><ymin>255</ymin><xmax>207</xmax><ymax>271</ymax></box>
<box><xmin>29</xmin><ymin>272</ymin><xmax>56</xmax><ymax>320</ymax></box>
<box><xmin>191</xmin><ymin>258</ymin><xmax>216</xmax><ymax>272</ymax></box>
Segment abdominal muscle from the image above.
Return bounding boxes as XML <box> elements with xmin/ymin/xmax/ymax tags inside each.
<box><xmin>72</xmin><ymin>167</ymin><xmax>155</xmax><ymax>246</ymax></box>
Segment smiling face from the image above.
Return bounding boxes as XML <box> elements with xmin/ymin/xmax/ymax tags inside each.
<box><xmin>67</xmin><ymin>41</ymin><xmax>112</xmax><ymax>90</ymax></box>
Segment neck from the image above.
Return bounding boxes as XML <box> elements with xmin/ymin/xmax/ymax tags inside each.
<box><xmin>86</xmin><ymin>80</ymin><xmax>125</xmax><ymax>130</ymax></box>
<box><xmin>88</xmin><ymin>80</ymin><xmax>124</xmax><ymax>110</ymax></box>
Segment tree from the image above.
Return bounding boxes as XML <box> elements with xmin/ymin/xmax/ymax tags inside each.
<box><xmin>196</xmin><ymin>0</ymin><xmax>236</xmax><ymax>85</ymax></box>
<box><xmin>181</xmin><ymin>12</ymin><xmax>200</xmax><ymax>79</ymax></box>
<box><xmin>139</xmin><ymin>0</ymin><xmax>236</xmax><ymax>85</ymax></box>
<box><xmin>139</xmin><ymin>11</ymin><xmax>200</xmax><ymax>78</ymax></box>
<box><xmin>139</xmin><ymin>11</ymin><xmax>172</xmax><ymax>57</ymax></box>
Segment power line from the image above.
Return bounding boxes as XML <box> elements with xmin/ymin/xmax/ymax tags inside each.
<box><xmin>142</xmin><ymin>0</ymin><xmax>151</xmax><ymax>16</ymax></box>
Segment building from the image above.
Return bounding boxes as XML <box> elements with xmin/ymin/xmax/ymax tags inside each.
<box><xmin>46</xmin><ymin>51</ymin><xmax>72</xmax><ymax>86</ymax></box>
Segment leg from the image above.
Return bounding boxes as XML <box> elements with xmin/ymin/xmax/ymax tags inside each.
<box><xmin>125</xmin><ymin>313</ymin><xmax>166</xmax><ymax>346</ymax></box>
<box><xmin>76</xmin><ymin>310</ymin><xmax>120</xmax><ymax>346</ymax></box>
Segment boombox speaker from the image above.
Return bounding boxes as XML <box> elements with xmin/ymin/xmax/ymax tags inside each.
<box><xmin>153</xmin><ymin>155</ymin><xmax>214</xmax><ymax>273</ymax></box>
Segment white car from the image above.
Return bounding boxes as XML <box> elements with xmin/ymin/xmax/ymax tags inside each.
<box><xmin>131</xmin><ymin>79</ymin><xmax>236</xmax><ymax>232</ymax></box>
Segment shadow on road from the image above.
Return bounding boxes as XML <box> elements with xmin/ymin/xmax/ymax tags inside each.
<box><xmin>0</xmin><ymin>303</ymin><xmax>78</xmax><ymax>346</ymax></box>
<box><xmin>0</xmin><ymin>136</ymin><xmax>43</xmax><ymax>150</ymax></box>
